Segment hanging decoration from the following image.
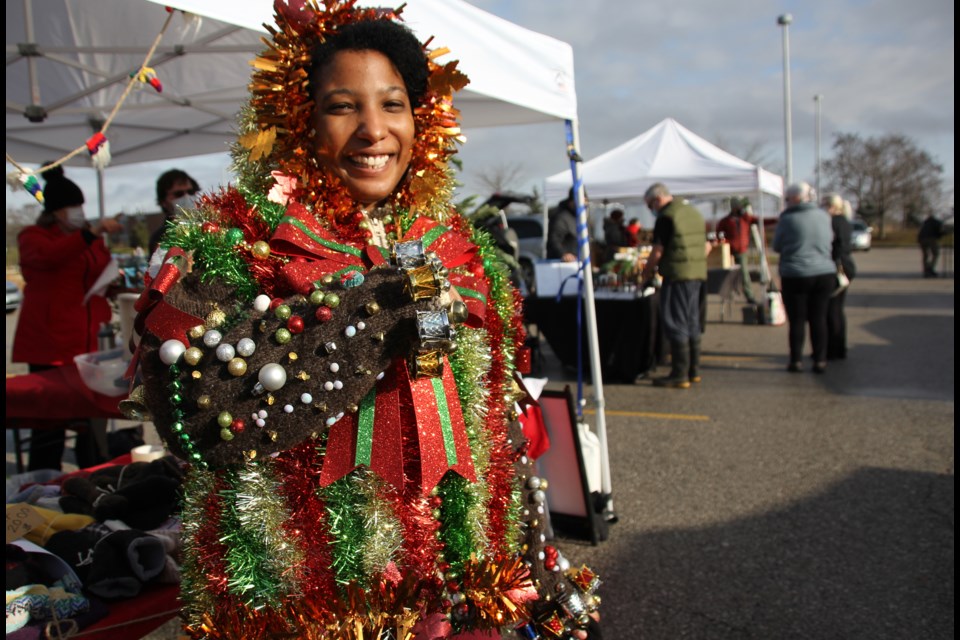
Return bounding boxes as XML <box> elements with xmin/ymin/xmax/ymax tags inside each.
<box><xmin>4</xmin><ymin>8</ymin><xmax>185</xmax><ymax>183</ymax></box>
<box><xmin>5</xmin><ymin>165</ymin><xmax>44</xmax><ymax>204</ymax></box>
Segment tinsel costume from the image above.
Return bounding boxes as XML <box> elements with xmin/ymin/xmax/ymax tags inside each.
<box><xmin>127</xmin><ymin>1</ymin><xmax>599</xmax><ymax>638</ymax></box>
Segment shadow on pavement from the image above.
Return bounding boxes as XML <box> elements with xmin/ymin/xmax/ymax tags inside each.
<box><xmin>587</xmin><ymin>467</ymin><xmax>954</xmax><ymax>639</ymax></box>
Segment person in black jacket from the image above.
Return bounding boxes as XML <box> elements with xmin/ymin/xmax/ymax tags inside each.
<box><xmin>823</xmin><ymin>194</ymin><xmax>856</xmax><ymax>360</ymax></box>
<box><xmin>917</xmin><ymin>213</ymin><xmax>946</xmax><ymax>277</ymax></box>
<box><xmin>547</xmin><ymin>188</ymin><xmax>580</xmax><ymax>261</ymax></box>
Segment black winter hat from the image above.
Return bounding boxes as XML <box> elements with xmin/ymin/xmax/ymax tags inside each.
<box><xmin>41</xmin><ymin>165</ymin><xmax>85</xmax><ymax>213</ymax></box>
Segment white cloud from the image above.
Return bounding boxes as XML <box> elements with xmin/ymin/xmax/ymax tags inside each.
<box><xmin>7</xmin><ymin>0</ymin><xmax>954</xmax><ymax>216</ymax></box>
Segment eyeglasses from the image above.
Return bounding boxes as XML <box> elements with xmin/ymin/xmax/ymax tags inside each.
<box><xmin>170</xmin><ymin>189</ymin><xmax>197</xmax><ymax>199</ymax></box>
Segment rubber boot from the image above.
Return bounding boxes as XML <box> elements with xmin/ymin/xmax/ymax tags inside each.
<box><xmin>688</xmin><ymin>338</ymin><xmax>702</xmax><ymax>384</ymax></box>
<box><xmin>653</xmin><ymin>341</ymin><xmax>691</xmax><ymax>389</ymax></box>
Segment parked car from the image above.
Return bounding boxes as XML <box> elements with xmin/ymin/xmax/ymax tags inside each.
<box><xmin>505</xmin><ymin>214</ymin><xmax>545</xmax><ymax>294</ymax></box>
<box><xmin>6</xmin><ymin>280</ymin><xmax>23</xmax><ymax>313</ymax></box>
<box><xmin>850</xmin><ymin>219</ymin><xmax>873</xmax><ymax>251</ymax></box>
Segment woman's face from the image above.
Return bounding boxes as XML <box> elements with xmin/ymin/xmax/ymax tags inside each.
<box><xmin>313</xmin><ymin>49</ymin><xmax>416</xmax><ymax>207</ymax></box>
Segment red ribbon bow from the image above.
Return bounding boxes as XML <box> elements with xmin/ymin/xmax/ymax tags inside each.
<box><xmin>270</xmin><ymin>208</ymin><xmax>482</xmax><ymax>492</ymax></box>
<box><xmin>125</xmin><ymin>247</ymin><xmax>204</xmax><ymax>380</ymax></box>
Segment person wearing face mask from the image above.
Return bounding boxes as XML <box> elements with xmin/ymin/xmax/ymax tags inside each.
<box><xmin>12</xmin><ymin>164</ymin><xmax>122</xmax><ymax>471</ymax></box>
<box><xmin>148</xmin><ymin>168</ymin><xmax>200</xmax><ymax>256</ymax></box>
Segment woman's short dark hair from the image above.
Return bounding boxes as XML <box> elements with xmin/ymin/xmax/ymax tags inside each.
<box><xmin>309</xmin><ymin>19</ymin><xmax>429</xmax><ymax>109</ymax></box>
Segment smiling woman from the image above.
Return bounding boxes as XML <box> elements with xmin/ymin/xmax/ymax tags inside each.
<box><xmin>128</xmin><ymin>1</ymin><xmax>598</xmax><ymax>638</ymax></box>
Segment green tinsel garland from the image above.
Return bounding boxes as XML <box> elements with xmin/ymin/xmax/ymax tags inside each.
<box><xmin>234</xmin><ymin>464</ymin><xmax>304</xmax><ymax>598</ymax></box>
<box><xmin>179</xmin><ymin>469</ymin><xmax>219</xmax><ymax>626</ymax></box>
<box><xmin>236</xmin><ymin>185</ymin><xmax>288</xmax><ymax>232</ymax></box>
<box><xmin>162</xmin><ymin>205</ymin><xmax>260</xmax><ymax>301</ymax></box>
<box><xmin>321</xmin><ymin>474</ymin><xmax>374</xmax><ymax>585</ymax></box>
<box><xmin>219</xmin><ymin>467</ymin><xmax>288</xmax><ymax>607</ymax></box>
<box><xmin>503</xmin><ymin>481</ymin><xmax>524</xmax><ymax>556</ymax></box>
<box><xmin>448</xmin><ymin>327</ymin><xmax>492</xmax><ymax>472</ymax></box>
<box><xmin>437</xmin><ymin>474</ymin><xmax>476</xmax><ymax>572</ymax></box>
<box><xmin>358</xmin><ymin>474</ymin><xmax>404</xmax><ymax>580</ymax></box>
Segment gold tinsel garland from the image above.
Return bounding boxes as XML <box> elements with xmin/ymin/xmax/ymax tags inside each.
<box><xmin>238</xmin><ymin>0</ymin><xmax>468</xmax><ymax>229</ymax></box>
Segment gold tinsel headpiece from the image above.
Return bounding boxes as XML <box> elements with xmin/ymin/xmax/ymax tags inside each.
<box><xmin>237</xmin><ymin>0</ymin><xmax>469</xmax><ymax>222</ymax></box>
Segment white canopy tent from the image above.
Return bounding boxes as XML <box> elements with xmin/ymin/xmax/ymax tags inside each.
<box><xmin>544</xmin><ymin>118</ymin><xmax>784</xmax><ymax>208</ymax></box>
<box><xmin>6</xmin><ymin>0</ymin><xmax>576</xmax><ymax>170</ymax></box>
<box><xmin>7</xmin><ymin>0</ymin><xmax>617</xmax><ymax>520</ymax></box>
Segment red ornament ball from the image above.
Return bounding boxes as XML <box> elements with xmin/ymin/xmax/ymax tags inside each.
<box><xmin>230</xmin><ymin>419</ymin><xmax>245</xmax><ymax>434</ymax></box>
<box><xmin>315</xmin><ymin>306</ymin><xmax>333</xmax><ymax>322</ymax></box>
<box><xmin>201</xmin><ymin>222</ymin><xmax>220</xmax><ymax>234</ymax></box>
<box><xmin>269</xmin><ymin>297</ymin><xmax>284</xmax><ymax>311</ymax></box>
<box><xmin>287</xmin><ymin>315</ymin><xmax>305</xmax><ymax>334</ymax></box>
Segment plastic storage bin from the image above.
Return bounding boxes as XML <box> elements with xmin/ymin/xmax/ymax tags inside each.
<box><xmin>74</xmin><ymin>348</ymin><xmax>129</xmax><ymax>397</ymax></box>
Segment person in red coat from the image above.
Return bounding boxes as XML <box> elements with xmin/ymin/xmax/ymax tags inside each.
<box><xmin>12</xmin><ymin>165</ymin><xmax>121</xmax><ymax>470</ymax></box>
<box><xmin>715</xmin><ymin>196</ymin><xmax>759</xmax><ymax>304</ymax></box>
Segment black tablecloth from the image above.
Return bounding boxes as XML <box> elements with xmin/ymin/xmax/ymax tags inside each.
<box><xmin>525</xmin><ymin>293</ymin><xmax>665</xmax><ymax>383</ymax></box>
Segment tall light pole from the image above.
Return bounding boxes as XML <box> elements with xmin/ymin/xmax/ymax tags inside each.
<box><xmin>814</xmin><ymin>94</ymin><xmax>823</xmax><ymax>198</ymax></box>
<box><xmin>777</xmin><ymin>14</ymin><xmax>794</xmax><ymax>186</ymax></box>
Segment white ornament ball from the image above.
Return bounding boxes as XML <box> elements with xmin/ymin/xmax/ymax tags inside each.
<box><xmin>203</xmin><ymin>330</ymin><xmax>222</xmax><ymax>348</ymax></box>
<box><xmin>300</xmin><ymin>393</ymin><xmax>313</xmax><ymax>404</ymax></box>
<box><xmin>236</xmin><ymin>338</ymin><xmax>256</xmax><ymax>357</ymax></box>
<box><xmin>257</xmin><ymin>363</ymin><xmax>287</xmax><ymax>392</ymax></box>
<box><xmin>159</xmin><ymin>340</ymin><xmax>187</xmax><ymax>365</ymax></box>
<box><xmin>253</xmin><ymin>294</ymin><xmax>271</xmax><ymax>312</ymax></box>
<box><xmin>216</xmin><ymin>343</ymin><xmax>236</xmax><ymax>362</ymax></box>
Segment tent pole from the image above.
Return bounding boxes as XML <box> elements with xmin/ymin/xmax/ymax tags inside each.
<box><xmin>97</xmin><ymin>166</ymin><xmax>106</xmax><ymax>221</ymax></box>
<box><xmin>755</xmin><ymin>169</ymin><xmax>769</xmax><ymax>284</ymax></box>
<box><xmin>565</xmin><ymin>119</ymin><xmax>614</xmax><ymax>520</ymax></box>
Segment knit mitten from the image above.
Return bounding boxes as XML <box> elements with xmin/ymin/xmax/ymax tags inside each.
<box><xmin>85</xmin><ymin>530</ymin><xmax>166</xmax><ymax>599</ymax></box>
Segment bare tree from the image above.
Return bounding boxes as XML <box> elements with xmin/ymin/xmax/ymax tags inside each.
<box><xmin>822</xmin><ymin>133</ymin><xmax>943</xmax><ymax>237</ymax></box>
<box><xmin>474</xmin><ymin>161</ymin><xmax>526</xmax><ymax>196</ymax></box>
<box><xmin>713</xmin><ymin>135</ymin><xmax>784</xmax><ymax>175</ymax></box>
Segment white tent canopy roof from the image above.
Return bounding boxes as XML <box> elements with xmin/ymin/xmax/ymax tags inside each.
<box><xmin>6</xmin><ymin>0</ymin><xmax>577</xmax><ymax>168</ymax></box>
<box><xmin>544</xmin><ymin>118</ymin><xmax>783</xmax><ymax>205</ymax></box>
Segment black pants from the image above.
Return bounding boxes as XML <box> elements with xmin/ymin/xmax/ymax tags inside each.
<box><xmin>781</xmin><ymin>274</ymin><xmax>835</xmax><ymax>364</ymax></box>
<box><xmin>26</xmin><ymin>364</ymin><xmax>99</xmax><ymax>471</ymax></box>
<box><xmin>827</xmin><ymin>286</ymin><xmax>849</xmax><ymax>359</ymax></box>
<box><xmin>920</xmin><ymin>240</ymin><xmax>940</xmax><ymax>276</ymax></box>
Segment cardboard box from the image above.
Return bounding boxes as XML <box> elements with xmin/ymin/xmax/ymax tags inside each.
<box><xmin>707</xmin><ymin>242</ymin><xmax>732</xmax><ymax>269</ymax></box>
<box><xmin>534</xmin><ymin>260</ymin><xmax>581</xmax><ymax>297</ymax></box>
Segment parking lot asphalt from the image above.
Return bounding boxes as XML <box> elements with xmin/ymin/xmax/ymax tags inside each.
<box><xmin>7</xmin><ymin>248</ymin><xmax>953</xmax><ymax>639</ymax></box>
<box><xmin>536</xmin><ymin>247</ymin><xmax>953</xmax><ymax>639</ymax></box>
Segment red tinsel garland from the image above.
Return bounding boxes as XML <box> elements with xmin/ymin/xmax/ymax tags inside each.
<box><xmin>272</xmin><ymin>441</ymin><xmax>339</xmax><ymax>603</ymax></box>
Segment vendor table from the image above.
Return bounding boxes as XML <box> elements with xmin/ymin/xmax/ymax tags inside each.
<box><xmin>6</xmin><ymin>363</ymin><xmax>126</xmax><ymax>472</ymax></box>
<box><xmin>7</xmin><ymin>454</ymin><xmax>181</xmax><ymax>640</ymax></box>
<box><xmin>525</xmin><ymin>291</ymin><xmax>665</xmax><ymax>383</ymax></box>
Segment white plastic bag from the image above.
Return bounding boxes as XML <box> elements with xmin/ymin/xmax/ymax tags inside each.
<box><xmin>767</xmin><ymin>290</ymin><xmax>786</xmax><ymax>326</ymax></box>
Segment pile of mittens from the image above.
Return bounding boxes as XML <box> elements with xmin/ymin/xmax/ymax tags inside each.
<box><xmin>49</xmin><ymin>457</ymin><xmax>184</xmax><ymax>599</ymax></box>
<box><xmin>7</xmin><ymin>456</ymin><xmax>185</xmax><ymax>602</ymax></box>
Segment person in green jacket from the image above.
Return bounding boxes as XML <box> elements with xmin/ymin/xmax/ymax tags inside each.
<box><xmin>640</xmin><ymin>182</ymin><xmax>709</xmax><ymax>388</ymax></box>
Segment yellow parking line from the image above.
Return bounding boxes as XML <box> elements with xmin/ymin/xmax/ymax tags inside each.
<box><xmin>701</xmin><ymin>355</ymin><xmax>761</xmax><ymax>362</ymax></box>
<box><xmin>584</xmin><ymin>409</ymin><xmax>710</xmax><ymax>421</ymax></box>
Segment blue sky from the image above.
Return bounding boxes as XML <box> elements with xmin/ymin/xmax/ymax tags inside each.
<box><xmin>6</xmin><ymin>0</ymin><xmax>954</xmax><ymax>220</ymax></box>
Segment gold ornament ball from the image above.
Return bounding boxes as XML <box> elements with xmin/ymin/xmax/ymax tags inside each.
<box><xmin>184</xmin><ymin>347</ymin><xmax>203</xmax><ymax>366</ymax></box>
<box><xmin>251</xmin><ymin>241</ymin><xmax>271</xmax><ymax>260</ymax></box>
<box><xmin>227</xmin><ymin>357</ymin><xmax>248</xmax><ymax>376</ymax></box>
<box><xmin>188</xmin><ymin>325</ymin><xmax>206</xmax><ymax>340</ymax></box>
<box><xmin>206</xmin><ymin>309</ymin><xmax>227</xmax><ymax>328</ymax></box>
